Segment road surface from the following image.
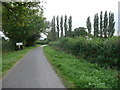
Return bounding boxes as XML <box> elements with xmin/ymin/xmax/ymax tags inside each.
<box><xmin>2</xmin><ymin>46</ymin><xmax>65</xmax><ymax>88</ymax></box>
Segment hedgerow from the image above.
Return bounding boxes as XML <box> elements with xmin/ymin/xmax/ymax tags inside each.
<box><xmin>49</xmin><ymin>36</ymin><xmax>119</xmax><ymax>69</ymax></box>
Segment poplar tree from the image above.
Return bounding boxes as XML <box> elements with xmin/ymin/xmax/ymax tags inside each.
<box><xmin>86</xmin><ymin>16</ymin><xmax>92</xmax><ymax>34</ymax></box>
<box><xmin>51</xmin><ymin>16</ymin><xmax>56</xmax><ymax>41</ymax></box>
<box><xmin>60</xmin><ymin>16</ymin><xmax>63</xmax><ymax>37</ymax></box>
<box><xmin>103</xmin><ymin>11</ymin><xmax>108</xmax><ymax>38</ymax></box>
<box><xmin>100</xmin><ymin>11</ymin><xmax>103</xmax><ymax>37</ymax></box>
<box><xmin>94</xmin><ymin>13</ymin><xmax>99</xmax><ymax>37</ymax></box>
<box><xmin>96</xmin><ymin>13</ymin><xmax>99</xmax><ymax>37</ymax></box>
<box><xmin>64</xmin><ymin>15</ymin><xmax>68</xmax><ymax>37</ymax></box>
<box><xmin>68</xmin><ymin>16</ymin><xmax>72</xmax><ymax>36</ymax></box>
<box><xmin>108</xmin><ymin>12</ymin><xmax>115</xmax><ymax>37</ymax></box>
<box><xmin>56</xmin><ymin>15</ymin><xmax>59</xmax><ymax>38</ymax></box>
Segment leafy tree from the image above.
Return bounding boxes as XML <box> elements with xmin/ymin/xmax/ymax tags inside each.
<box><xmin>86</xmin><ymin>16</ymin><xmax>92</xmax><ymax>34</ymax></box>
<box><xmin>103</xmin><ymin>11</ymin><xmax>108</xmax><ymax>38</ymax></box>
<box><xmin>72</xmin><ymin>27</ymin><xmax>87</xmax><ymax>37</ymax></box>
<box><xmin>68</xmin><ymin>16</ymin><xmax>72</xmax><ymax>37</ymax></box>
<box><xmin>108</xmin><ymin>12</ymin><xmax>115</xmax><ymax>38</ymax></box>
<box><xmin>2</xmin><ymin>2</ymin><xmax>46</xmax><ymax>47</ymax></box>
<box><xmin>60</xmin><ymin>15</ymin><xmax>63</xmax><ymax>37</ymax></box>
<box><xmin>100</xmin><ymin>11</ymin><xmax>103</xmax><ymax>37</ymax></box>
<box><xmin>26</xmin><ymin>15</ymin><xmax>46</xmax><ymax>46</ymax></box>
<box><xmin>64</xmin><ymin>15</ymin><xmax>68</xmax><ymax>37</ymax></box>
<box><xmin>56</xmin><ymin>15</ymin><xmax>59</xmax><ymax>38</ymax></box>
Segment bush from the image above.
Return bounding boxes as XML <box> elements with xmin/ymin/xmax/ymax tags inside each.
<box><xmin>2</xmin><ymin>40</ymin><xmax>15</xmax><ymax>53</ymax></box>
<box><xmin>50</xmin><ymin>36</ymin><xmax>119</xmax><ymax>69</ymax></box>
<box><xmin>36</xmin><ymin>40</ymin><xmax>49</xmax><ymax>45</ymax></box>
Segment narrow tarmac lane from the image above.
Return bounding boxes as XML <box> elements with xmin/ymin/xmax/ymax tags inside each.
<box><xmin>2</xmin><ymin>46</ymin><xmax>65</xmax><ymax>88</ymax></box>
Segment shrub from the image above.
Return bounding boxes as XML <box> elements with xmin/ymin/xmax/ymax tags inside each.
<box><xmin>36</xmin><ymin>40</ymin><xmax>49</xmax><ymax>45</ymax></box>
<box><xmin>2</xmin><ymin>40</ymin><xmax>15</xmax><ymax>53</ymax></box>
<box><xmin>50</xmin><ymin>36</ymin><xmax>119</xmax><ymax>69</ymax></box>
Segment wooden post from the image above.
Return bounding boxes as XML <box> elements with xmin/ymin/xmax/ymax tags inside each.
<box><xmin>18</xmin><ymin>45</ymin><xmax>20</xmax><ymax>50</ymax></box>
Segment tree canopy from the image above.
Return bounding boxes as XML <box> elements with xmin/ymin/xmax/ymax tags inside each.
<box><xmin>2</xmin><ymin>2</ymin><xmax>47</xmax><ymax>47</ymax></box>
<box><xmin>71</xmin><ymin>27</ymin><xmax>87</xmax><ymax>37</ymax></box>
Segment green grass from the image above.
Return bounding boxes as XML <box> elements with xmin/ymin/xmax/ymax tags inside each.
<box><xmin>43</xmin><ymin>46</ymin><xmax>118</xmax><ymax>88</ymax></box>
<box><xmin>2</xmin><ymin>46</ymin><xmax>37</xmax><ymax>78</ymax></box>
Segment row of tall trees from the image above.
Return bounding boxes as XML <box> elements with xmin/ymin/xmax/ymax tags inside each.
<box><xmin>48</xmin><ymin>11</ymin><xmax>115</xmax><ymax>41</ymax></box>
<box><xmin>86</xmin><ymin>11</ymin><xmax>115</xmax><ymax>38</ymax></box>
<box><xmin>2</xmin><ymin>2</ymin><xmax>47</xmax><ymax>47</ymax></box>
<box><xmin>48</xmin><ymin>15</ymin><xmax>72</xmax><ymax>41</ymax></box>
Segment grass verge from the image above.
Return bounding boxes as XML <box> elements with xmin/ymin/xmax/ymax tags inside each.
<box><xmin>2</xmin><ymin>46</ymin><xmax>37</xmax><ymax>78</ymax></box>
<box><xmin>43</xmin><ymin>46</ymin><xmax>118</xmax><ymax>88</ymax></box>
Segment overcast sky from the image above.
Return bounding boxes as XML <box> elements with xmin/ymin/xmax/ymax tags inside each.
<box><xmin>44</xmin><ymin>0</ymin><xmax>119</xmax><ymax>32</ymax></box>
<box><xmin>0</xmin><ymin>0</ymin><xmax>119</xmax><ymax>38</ymax></box>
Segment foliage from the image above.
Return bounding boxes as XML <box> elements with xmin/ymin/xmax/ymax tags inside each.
<box><xmin>56</xmin><ymin>15</ymin><xmax>60</xmax><ymax>38</ymax></box>
<box><xmin>44</xmin><ymin>46</ymin><xmax>118</xmax><ymax>88</ymax></box>
<box><xmin>50</xmin><ymin>16</ymin><xmax>57</xmax><ymax>41</ymax></box>
<box><xmin>2</xmin><ymin>2</ymin><xmax>46</xmax><ymax>47</ymax></box>
<box><xmin>35</xmin><ymin>40</ymin><xmax>49</xmax><ymax>45</ymax></box>
<box><xmin>90</xmin><ymin>11</ymin><xmax>115</xmax><ymax>38</ymax></box>
<box><xmin>68</xmin><ymin>16</ymin><xmax>72</xmax><ymax>37</ymax></box>
<box><xmin>26</xmin><ymin>34</ymin><xmax>41</xmax><ymax>46</ymax></box>
<box><xmin>103</xmin><ymin>11</ymin><xmax>108</xmax><ymax>38</ymax></box>
<box><xmin>94</xmin><ymin>13</ymin><xmax>99</xmax><ymax>37</ymax></box>
<box><xmin>64</xmin><ymin>15</ymin><xmax>68</xmax><ymax>37</ymax></box>
<box><xmin>2</xmin><ymin>39</ymin><xmax>15</xmax><ymax>53</ymax></box>
<box><xmin>86</xmin><ymin>16</ymin><xmax>92</xmax><ymax>34</ymax></box>
<box><xmin>60</xmin><ymin>15</ymin><xmax>64</xmax><ymax>37</ymax></box>
<box><xmin>48</xmin><ymin>15</ymin><xmax>72</xmax><ymax>41</ymax></box>
<box><xmin>49</xmin><ymin>36</ymin><xmax>119</xmax><ymax>69</ymax></box>
<box><xmin>71</xmin><ymin>27</ymin><xmax>87</xmax><ymax>37</ymax></box>
<box><xmin>100</xmin><ymin>11</ymin><xmax>103</xmax><ymax>37</ymax></box>
<box><xmin>108</xmin><ymin>12</ymin><xmax>115</xmax><ymax>38</ymax></box>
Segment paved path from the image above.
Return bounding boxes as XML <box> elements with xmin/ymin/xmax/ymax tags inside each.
<box><xmin>2</xmin><ymin>46</ymin><xmax>65</xmax><ymax>88</ymax></box>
